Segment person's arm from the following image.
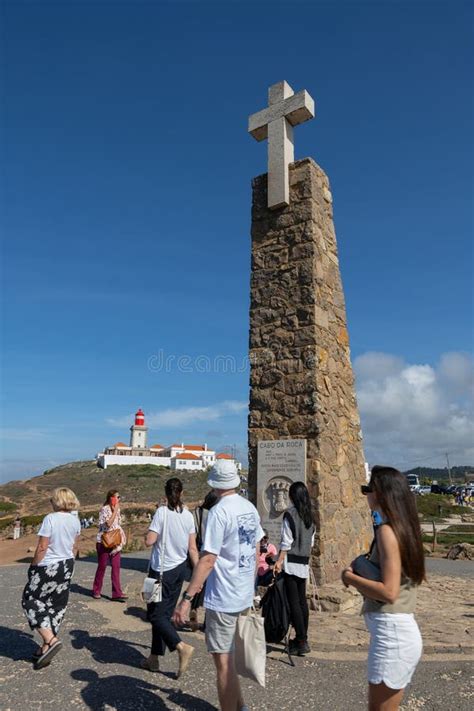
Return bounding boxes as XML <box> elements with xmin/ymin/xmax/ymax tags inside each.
<box><xmin>341</xmin><ymin>525</ymin><xmax>401</xmax><ymax>604</ymax></box>
<box><xmin>255</xmin><ymin>540</ymin><xmax>261</xmax><ymax>576</ymax></box>
<box><xmin>105</xmin><ymin>504</ymin><xmax>119</xmax><ymax>528</ymax></box>
<box><xmin>172</xmin><ymin>552</ymin><xmax>217</xmax><ymax>626</ymax></box>
<box><xmin>31</xmin><ymin>536</ymin><xmax>50</xmax><ymax>565</ymax></box>
<box><xmin>188</xmin><ymin>532</ymin><xmax>199</xmax><ymax>568</ymax></box>
<box><xmin>145</xmin><ymin>530</ymin><xmax>158</xmax><ymax>547</ymax></box>
<box><xmin>274</xmin><ymin>517</ymin><xmax>293</xmax><ymax>574</ymax></box>
<box><xmin>145</xmin><ymin>508</ymin><xmax>161</xmax><ymax>547</ymax></box>
<box><xmin>72</xmin><ymin>533</ymin><xmax>81</xmax><ymax>559</ymax></box>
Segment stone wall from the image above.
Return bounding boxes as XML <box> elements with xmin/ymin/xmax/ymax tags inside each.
<box><xmin>248</xmin><ymin>157</ymin><xmax>371</xmax><ymax>585</ymax></box>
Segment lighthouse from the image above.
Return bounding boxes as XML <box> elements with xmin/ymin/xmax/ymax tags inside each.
<box><xmin>130</xmin><ymin>408</ymin><xmax>148</xmax><ymax>449</ymax></box>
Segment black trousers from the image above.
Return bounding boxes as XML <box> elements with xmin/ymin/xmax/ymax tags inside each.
<box><xmin>147</xmin><ymin>560</ymin><xmax>189</xmax><ymax>656</ymax></box>
<box><xmin>283</xmin><ymin>572</ymin><xmax>309</xmax><ymax>642</ymax></box>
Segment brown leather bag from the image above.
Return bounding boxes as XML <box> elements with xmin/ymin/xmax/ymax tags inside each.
<box><xmin>101</xmin><ymin>528</ymin><xmax>122</xmax><ymax>550</ymax></box>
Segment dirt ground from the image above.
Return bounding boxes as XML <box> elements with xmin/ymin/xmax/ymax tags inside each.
<box><xmin>0</xmin><ymin>522</ymin><xmax>150</xmax><ymax>565</ymax></box>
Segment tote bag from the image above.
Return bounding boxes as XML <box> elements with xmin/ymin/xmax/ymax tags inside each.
<box><xmin>234</xmin><ymin>607</ymin><xmax>266</xmax><ymax>688</ymax></box>
<box><xmin>141</xmin><ymin>507</ymin><xmax>168</xmax><ymax>604</ymax></box>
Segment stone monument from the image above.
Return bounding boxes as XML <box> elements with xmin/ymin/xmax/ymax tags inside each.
<box><xmin>248</xmin><ymin>81</ymin><xmax>371</xmax><ymax>586</ymax></box>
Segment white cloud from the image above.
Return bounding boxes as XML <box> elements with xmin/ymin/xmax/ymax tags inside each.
<box><xmin>107</xmin><ymin>400</ymin><xmax>247</xmax><ymax>429</ymax></box>
<box><xmin>354</xmin><ymin>351</ymin><xmax>474</xmax><ymax>469</ymax></box>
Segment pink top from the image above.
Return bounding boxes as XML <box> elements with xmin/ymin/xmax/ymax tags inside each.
<box><xmin>257</xmin><ymin>542</ymin><xmax>277</xmax><ymax>576</ymax></box>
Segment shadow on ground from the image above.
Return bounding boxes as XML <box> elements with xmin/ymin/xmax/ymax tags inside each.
<box><xmin>78</xmin><ymin>555</ymin><xmax>148</xmax><ymax>573</ymax></box>
<box><xmin>70</xmin><ymin>629</ymin><xmax>148</xmax><ymax>666</ymax></box>
<box><xmin>0</xmin><ymin>625</ymin><xmax>36</xmax><ymax>661</ymax></box>
<box><xmin>71</xmin><ymin>670</ymin><xmax>218</xmax><ymax>710</ymax></box>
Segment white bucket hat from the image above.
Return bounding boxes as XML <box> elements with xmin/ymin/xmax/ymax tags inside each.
<box><xmin>207</xmin><ymin>459</ymin><xmax>241</xmax><ymax>490</ymax></box>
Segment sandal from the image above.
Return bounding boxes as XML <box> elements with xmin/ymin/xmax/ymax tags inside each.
<box><xmin>34</xmin><ymin>638</ymin><xmax>63</xmax><ymax>670</ymax></box>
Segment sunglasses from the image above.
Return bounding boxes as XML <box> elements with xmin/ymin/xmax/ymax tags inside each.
<box><xmin>361</xmin><ymin>485</ymin><xmax>373</xmax><ymax>495</ymax></box>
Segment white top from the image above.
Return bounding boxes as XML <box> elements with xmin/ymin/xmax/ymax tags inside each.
<box><xmin>149</xmin><ymin>506</ymin><xmax>195</xmax><ymax>573</ymax></box>
<box><xmin>203</xmin><ymin>493</ymin><xmax>264</xmax><ymax>613</ymax></box>
<box><xmin>280</xmin><ymin>516</ymin><xmax>315</xmax><ymax>579</ymax></box>
<box><xmin>37</xmin><ymin>512</ymin><xmax>81</xmax><ymax>567</ymax></box>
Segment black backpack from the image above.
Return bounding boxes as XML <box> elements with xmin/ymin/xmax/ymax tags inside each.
<box><xmin>261</xmin><ymin>573</ymin><xmax>290</xmax><ymax>644</ymax></box>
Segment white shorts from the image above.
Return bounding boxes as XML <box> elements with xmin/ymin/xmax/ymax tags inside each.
<box><xmin>364</xmin><ymin>612</ymin><xmax>422</xmax><ymax>690</ymax></box>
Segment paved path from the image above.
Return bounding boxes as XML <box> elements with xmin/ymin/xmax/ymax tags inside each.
<box><xmin>1</xmin><ymin>556</ymin><xmax>473</xmax><ymax>710</ymax></box>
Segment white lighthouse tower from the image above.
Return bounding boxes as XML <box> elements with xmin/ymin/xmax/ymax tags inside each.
<box><xmin>130</xmin><ymin>408</ymin><xmax>148</xmax><ymax>449</ymax></box>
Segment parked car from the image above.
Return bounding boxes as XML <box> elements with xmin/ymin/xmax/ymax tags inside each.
<box><xmin>431</xmin><ymin>484</ymin><xmax>449</xmax><ymax>495</ymax></box>
<box><xmin>419</xmin><ymin>486</ymin><xmax>431</xmax><ymax>495</ymax></box>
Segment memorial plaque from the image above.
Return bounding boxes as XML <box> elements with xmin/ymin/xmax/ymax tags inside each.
<box><xmin>257</xmin><ymin>438</ymin><xmax>306</xmax><ymax>543</ymax></box>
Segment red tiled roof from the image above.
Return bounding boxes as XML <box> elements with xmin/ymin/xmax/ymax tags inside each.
<box><xmin>150</xmin><ymin>444</ymin><xmax>164</xmax><ymax>449</ymax></box>
<box><xmin>175</xmin><ymin>453</ymin><xmax>199</xmax><ymax>460</ymax></box>
<box><xmin>216</xmin><ymin>453</ymin><xmax>233</xmax><ymax>460</ymax></box>
<box><xmin>184</xmin><ymin>445</ymin><xmax>205</xmax><ymax>451</ymax></box>
<box><xmin>114</xmin><ymin>442</ymin><xmax>128</xmax><ymax>448</ymax></box>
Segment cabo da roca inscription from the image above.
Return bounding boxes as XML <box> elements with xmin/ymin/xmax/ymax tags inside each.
<box><xmin>257</xmin><ymin>439</ymin><xmax>306</xmax><ymax>541</ymax></box>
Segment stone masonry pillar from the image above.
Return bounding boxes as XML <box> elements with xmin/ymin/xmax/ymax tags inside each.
<box><xmin>248</xmin><ymin>158</ymin><xmax>371</xmax><ymax>586</ymax></box>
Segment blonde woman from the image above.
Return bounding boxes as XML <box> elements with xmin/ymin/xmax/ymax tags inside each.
<box><xmin>22</xmin><ymin>487</ymin><xmax>81</xmax><ymax>669</ymax></box>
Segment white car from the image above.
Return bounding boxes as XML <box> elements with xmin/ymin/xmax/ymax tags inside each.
<box><xmin>419</xmin><ymin>486</ymin><xmax>431</xmax><ymax>495</ymax></box>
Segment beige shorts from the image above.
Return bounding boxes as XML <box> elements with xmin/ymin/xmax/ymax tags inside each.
<box><xmin>205</xmin><ymin>608</ymin><xmax>249</xmax><ymax>654</ymax></box>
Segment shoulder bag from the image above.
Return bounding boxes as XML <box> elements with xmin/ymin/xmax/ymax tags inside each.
<box><xmin>141</xmin><ymin>507</ymin><xmax>168</xmax><ymax>604</ymax></box>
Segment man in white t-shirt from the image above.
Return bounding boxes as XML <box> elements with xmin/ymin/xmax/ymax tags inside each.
<box><xmin>173</xmin><ymin>460</ymin><xmax>264</xmax><ymax>711</ymax></box>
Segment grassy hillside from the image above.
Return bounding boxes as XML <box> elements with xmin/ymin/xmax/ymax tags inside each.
<box><xmin>0</xmin><ymin>460</ymin><xmax>211</xmax><ymax>517</ymax></box>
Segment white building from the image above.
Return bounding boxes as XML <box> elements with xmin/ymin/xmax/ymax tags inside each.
<box><xmin>96</xmin><ymin>408</ymin><xmax>239</xmax><ymax>471</ymax></box>
<box><xmin>170</xmin><ymin>452</ymin><xmax>204</xmax><ymax>471</ymax></box>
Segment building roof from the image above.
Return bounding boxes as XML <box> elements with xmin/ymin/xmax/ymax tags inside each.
<box><xmin>114</xmin><ymin>442</ymin><xmax>129</xmax><ymax>448</ymax></box>
<box><xmin>150</xmin><ymin>444</ymin><xmax>164</xmax><ymax>449</ymax></box>
<box><xmin>216</xmin><ymin>453</ymin><xmax>233</xmax><ymax>460</ymax></box>
<box><xmin>170</xmin><ymin>444</ymin><xmax>209</xmax><ymax>451</ymax></box>
<box><xmin>175</xmin><ymin>452</ymin><xmax>200</xmax><ymax>460</ymax></box>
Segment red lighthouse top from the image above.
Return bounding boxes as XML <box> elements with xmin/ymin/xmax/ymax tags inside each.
<box><xmin>134</xmin><ymin>408</ymin><xmax>145</xmax><ymax>426</ymax></box>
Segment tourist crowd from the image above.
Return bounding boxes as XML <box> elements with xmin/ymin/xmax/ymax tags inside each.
<box><xmin>21</xmin><ymin>461</ymin><xmax>426</xmax><ymax>711</ymax></box>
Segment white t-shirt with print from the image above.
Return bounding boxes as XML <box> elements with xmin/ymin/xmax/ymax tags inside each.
<box><xmin>149</xmin><ymin>506</ymin><xmax>195</xmax><ymax>573</ymax></box>
<box><xmin>203</xmin><ymin>493</ymin><xmax>264</xmax><ymax>613</ymax></box>
<box><xmin>37</xmin><ymin>512</ymin><xmax>81</xmax><ymax>567</ymax></box>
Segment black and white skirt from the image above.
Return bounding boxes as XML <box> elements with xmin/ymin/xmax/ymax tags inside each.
<box><xmin>22</xmin><ymin>559</ymin><xmax>74</xmax><ymax>635</ymax></box>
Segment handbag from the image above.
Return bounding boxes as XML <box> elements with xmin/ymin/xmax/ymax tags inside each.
<box><xmin>352</xmin><ymin>553</ymin><xmax>382</xmax><ymax>581</ymax></box>
<box><xmin>101</xmin><ymin>528</ymin><xmax>122</xmax><ymax>550</ymax></box>
<box><xmin>234</xmin><ymin>606</ymin><xmax>266</xmax><ymax>688</ymax></box>
<box><xmin>141</xmin><ymin>507</ymin><xmax>168</xmax><ymax>604</ymax></box>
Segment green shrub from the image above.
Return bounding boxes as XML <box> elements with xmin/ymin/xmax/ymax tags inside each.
<box><xmin>0</xmin><ymin>517</ymin><xmax>14</xmax><ymax>531</ymax></box>
<box><xmin>422</xmin><ymin>533</ymin><xmax>474</xmax><ymax>545</ymax></box>
<box><xmin>0</xmin><ymin>501</ymin><xmax>17</xmax><ymax>513</ymax></box>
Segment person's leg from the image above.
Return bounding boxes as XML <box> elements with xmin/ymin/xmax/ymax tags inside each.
<box><xmin>92</xmin><ymin>543</ymin><xmax>108</xmax><ymax>596</ymax></box>
<box><xmin>368</xmin><ymin>682</ymin><xmax>404</xmax><ymax>711</ymax></box>
<box><xmin>212</xmin><ymin>653</ymin><xmax>244</xmax><ymax>711</ymax></box>
<box><xmin>150</xmin><ymin>566</ymin><xmax>183</xmax><ymax>653</ymax></box>
<box><xmin>284</xmin><ymin>573</ymin><xmax>306</xmax><ymax>641</ymax></box>
<box><xmin>296</xmin><ymin>575</ymin><xmax>309</xmax><ymax>639</ymax></box>
<box><xmin>110</xmin><ymin>551</ymin><xmax>125</xmax><ymax>599</ymax></box>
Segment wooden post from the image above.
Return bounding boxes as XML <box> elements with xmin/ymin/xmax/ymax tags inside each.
<box><xmin>432</xmin><ymin>520</ymin><xmax>437</xmax><ymax>553</ymax></box>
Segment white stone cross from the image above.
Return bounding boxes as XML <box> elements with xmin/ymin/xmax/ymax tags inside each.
<box><xmin>248</xmin><ymin>81</ymin><xmax>315</xmax><ymax>209</ymax></box>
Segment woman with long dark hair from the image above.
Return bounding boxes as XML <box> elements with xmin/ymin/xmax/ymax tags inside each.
<box><xmin>341</xmin><ymin>465</ymin><xmax>425</xmax><ymax>711</ymax></box>
<box><xmin>274</xmin><ymin>481</ymin><xmax>315</xmax><ymax>656</ymax></box>
<box><xmin>143</xmin><ymin>477</ymin><xmax>198</xmax><ymax>677</ymax></box>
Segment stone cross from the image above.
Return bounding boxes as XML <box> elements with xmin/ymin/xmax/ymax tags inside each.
<box><xmin>248</xmin><ymin>81</ymin><xmax>315</xmax><ymax>209</ymax></box>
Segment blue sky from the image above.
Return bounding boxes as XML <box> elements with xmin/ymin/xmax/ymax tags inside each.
<box><xmin>1</xmin><ymin>0</ymin><xmax>473</xmax><ymax>482</ymax></box>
